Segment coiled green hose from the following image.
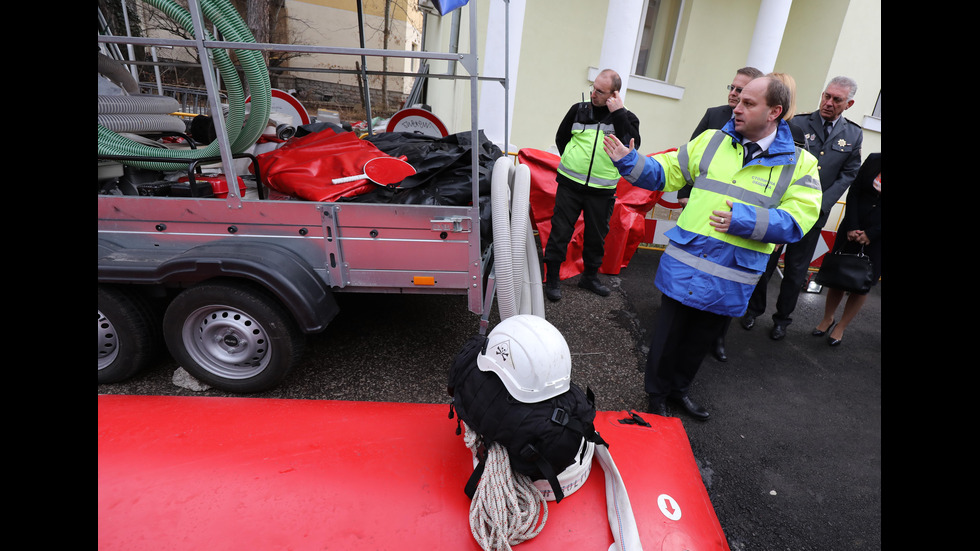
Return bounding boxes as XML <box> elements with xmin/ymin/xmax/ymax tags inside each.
<box><xmin>98</xmin><ymin>0</ymin><xmax>271</xmax><ymax>172</ymax></box>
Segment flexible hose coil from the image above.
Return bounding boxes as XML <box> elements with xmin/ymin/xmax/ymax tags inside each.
<box><xmin>97</xmin><ymin>0</ymin><xmax>270</xmax><ymax>171</ymax></box>
<box><xmin>97</xmin><ymin>94</ymin><xmax>181</xmax><ymax>115</ymax></box>
<box><xmin>98</xmin><ymin>52</ymin><xmax>140</xmax><ymax>94</ymax></box>
<box><xmin>491</xmin><ymin>157</ymin><xmax>545</xmax><ymax>320</ymax></box>
<box><xmin>97</xmin><ymin>94</ymin><xmax>187</xmax><ymax>133</ymax></box>
<box><xmin>491</xmin><ymin>157</ymin><xmax>518</xmax><ymax>319</ymax></box>
<box><xmin>99</xmin><ymin>114</ymin><xmax>188</xmax><ymax>134</ymax></box>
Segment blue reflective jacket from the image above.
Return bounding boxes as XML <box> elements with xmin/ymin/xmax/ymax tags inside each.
<box><xmin>612</xmin><ymin>119</ymin><xmax>821</xmax><ymax>316</ymax></box>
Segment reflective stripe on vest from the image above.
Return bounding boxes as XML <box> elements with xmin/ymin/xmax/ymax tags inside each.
<box><xmin>556</xmin><ymin>122</ymin><xmax>621</xmax><ymax>188</ymax></box>
<box><xmin>570</xmin><ymin>121</ymin><xmax>616</xmax><ymax>134</ymax></box>
<box><xmin>625</xmin><ymin>153</ymin><xmax>647</xmax><ymax>183</ymax></box>
<box><xmin>661</xmin><ymin>129</ymin><xmax>820</xmax><ymax>271</ymax></box>
<box><xmin>684</xmin><ymin>131</ymin><xmax>811</xmax><ymax>209</ymax></box>
<box><xmin>663</xmin><ymin>243</ymin><xmax>762</xmax><ymax>286</ymax></box>
<box><xmin>682</xmin><ymin>132</ymin><xmax>819</xmax><ymax>241</ymax></box>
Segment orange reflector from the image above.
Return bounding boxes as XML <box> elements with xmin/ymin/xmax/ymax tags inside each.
<box><xmin>413</xmin><ymin>276</ymin><xmax>436</xmax><ymax>286</ymax></box>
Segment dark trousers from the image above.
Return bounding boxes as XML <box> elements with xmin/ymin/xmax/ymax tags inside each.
<box><xmin>543</xmin><ymin>184</ymin><xmax>615</xmax><ymax>272</ymax></box>
<box><xmin>645</xmin><ymin>294</ymin><xmax>729</xmax><ymax>401</ymax></box>
<box><xmin>746</xmin><ymin>214</ymin><xmax>826</xmax><ymax>326</ymax></box>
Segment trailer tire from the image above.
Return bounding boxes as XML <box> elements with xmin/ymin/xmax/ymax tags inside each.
<box><xmin>162</xmin><ymin>280</ymin><xmax>305</xmax><ymax>393</ymax></box>
<box><xmin>99</xmin><ymin>285</ymin><xmax>160</xmax><ymax>384</ymax></box>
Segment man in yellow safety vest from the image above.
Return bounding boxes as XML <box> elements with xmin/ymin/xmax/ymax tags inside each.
<box><xmin>544</xmin><ymin>68</ymin><xmax>641</xmax><ymax>301</ymax></box>
<box><xmin>602</xmin><ymin>76</ymin><xmax>821</xmax><ymax>421</ymax></box>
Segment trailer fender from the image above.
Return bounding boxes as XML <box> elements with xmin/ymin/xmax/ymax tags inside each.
<box><xmin>99</xmin><ymin>239</ymin><xmax>338</xmax><ymax>334</ymax></box>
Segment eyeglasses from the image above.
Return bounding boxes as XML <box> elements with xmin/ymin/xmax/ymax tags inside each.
<box><xmin>727</xmin><ymin>84</ymin><xmax>743</xmax><ymax>94</ymax></box>
<box><xmin>590</xmin><ymin>85</ymin><xmax>611</xmax><ymax>96</ymax></box>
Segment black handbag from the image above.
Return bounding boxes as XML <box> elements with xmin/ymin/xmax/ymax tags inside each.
<box><xmin>814</xmin><ymin>247</ymin><xmax>874</xmax><ymax>293</ymax></box>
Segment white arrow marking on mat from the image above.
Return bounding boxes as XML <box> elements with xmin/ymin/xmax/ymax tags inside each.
<box><xmin>658</xmin><ymin>494</ymin><xmax>682</xmax><ymax>521</ymax></box>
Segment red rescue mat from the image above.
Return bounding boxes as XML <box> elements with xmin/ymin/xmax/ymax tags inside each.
<box><xmin>98</xmin><ymin>395</ymin><xmax>730</xmax><ymax>550</ymax></box>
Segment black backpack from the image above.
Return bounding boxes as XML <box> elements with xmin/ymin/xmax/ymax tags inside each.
<box><xmin>447</xmin><ymin>334</ymin><xmax>608</xmax><ymax>503</ymax></box>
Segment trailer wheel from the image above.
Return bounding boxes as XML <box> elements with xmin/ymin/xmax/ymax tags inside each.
<box><xmin>162</xmin><ymin>281</ymin><xmax>304</xmax><ymax>393</ymax></box>
<box><xmin>99</xmin><ymin>285</ymin><xmax>159</xmax><ymax>384</ymax></box>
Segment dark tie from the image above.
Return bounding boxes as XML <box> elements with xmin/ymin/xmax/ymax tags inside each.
<box><xmin>743</xmin><ymin>142</ymin><xmax>760</xmax><ymax>166</ymax></box>
<box><xmin>824</xmin><ymin>120</ymin><xmax>833</xmax><ymax>139</ymax></box>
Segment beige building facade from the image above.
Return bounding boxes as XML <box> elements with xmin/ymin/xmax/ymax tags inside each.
<box><xmin>421</xmin><ymin>0</ymin><xmax>880</xmax><ymax>162</ymax></box>
<box><xmin>283</xmin><ymin>0</ymin><xmax>426</xmax><ymax>96</ymax></box>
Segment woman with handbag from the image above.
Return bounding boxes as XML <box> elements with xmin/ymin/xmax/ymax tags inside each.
<box><xmin>812</xmin><ymin>153</ymin><xmax>881</xmax><ymax>346</ymax></box>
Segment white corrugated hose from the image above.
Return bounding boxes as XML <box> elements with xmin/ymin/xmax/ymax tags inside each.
<box><xmin>491</xmin><ymin>157</ymin><xmax>545</xmax><ymax>321</ymax></box>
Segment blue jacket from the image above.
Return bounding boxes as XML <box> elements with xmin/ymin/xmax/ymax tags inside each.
<box><xmin>612</xmin><ymin>119</ymin><xmax>822</xmax><ymax>316</ymax></box>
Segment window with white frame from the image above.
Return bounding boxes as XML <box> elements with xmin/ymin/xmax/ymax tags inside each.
<box><xmin>861</xmin><ymin>90</ymin><xmax>881</xmax><ymax>132</ymax></box>
<box><xmin>633</xmin><ymin>0</ymin><xmax>684</xmax><ymax>81</ymax></box>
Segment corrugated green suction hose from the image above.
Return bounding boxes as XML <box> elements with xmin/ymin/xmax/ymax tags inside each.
<box><xmin>98</xmin><ymin>0</ymin><xmax>271</xmax><ymax>172</ymax></box>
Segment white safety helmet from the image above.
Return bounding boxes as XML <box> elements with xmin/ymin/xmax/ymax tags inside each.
<box><xmin>477</xmin><ymin>314</ymin><xmax>572</xmax><ymax>403</ymax></box>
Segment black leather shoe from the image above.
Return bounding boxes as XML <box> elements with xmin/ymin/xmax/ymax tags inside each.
<box><xmin>712</xmin><ymin>337</ymin><xmax>728</xmax><ymax>362</ymax></box>
<box><xmin>770</xmin><ymin>324</ymin><xmax>787</xmax><ymax>340</ymax></box>
<box><xmin>647</xmin><ymin>398</ymin><xmax>669</xmax><ymax>418</ymax></box>
<box><xmin>578</xmin><ymin>275</ymin><xmax>611</xmax><ymax>297</ymax></box>
<box><xmin>740</xmin><ymin>313</ymin><xmax>756</xmax><ymax>330</ymax></box>
<box><xmin>670</xmin><ymin>395</ymin><xmax>710</xmax><ymax>421</ymax></box>
<box><xmin>545</xmin><ymin>283</ymin><xmax>562</xmax><ymax>302</ymax></box>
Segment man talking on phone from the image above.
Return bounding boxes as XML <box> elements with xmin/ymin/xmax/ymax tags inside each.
<box><xmin>543</xmin><ymin>68</ymin><xmax>641</xmax><ymax>301</ymax></box>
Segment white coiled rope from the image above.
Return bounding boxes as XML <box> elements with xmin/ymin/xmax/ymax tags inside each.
<box><xmin>463</xmin><ymin>423</ymin><xmax>548</xmax><ymax>550</ymax></box>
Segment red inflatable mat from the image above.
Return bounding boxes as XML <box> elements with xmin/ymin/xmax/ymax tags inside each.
<box><xmin>98</xmin><ymin>395</ymin><xmax>728</xmax><ymax>550</ymax></box>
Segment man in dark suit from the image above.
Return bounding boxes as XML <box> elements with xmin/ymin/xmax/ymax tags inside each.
<box><xmin>689</xmin><ymin>66</ymin><xmax>765</xmax><ymax>146</ymax></box>
<box><xmin>741</xmin><ymin>76</ymin><xmax>864</xmax><ymax>340</ymax></box>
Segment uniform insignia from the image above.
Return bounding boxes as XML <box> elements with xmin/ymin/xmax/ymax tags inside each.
<box><xmin>837</xmin><ymin>138</ymin><xmax>847</xmax><ymax>147</ymax></box>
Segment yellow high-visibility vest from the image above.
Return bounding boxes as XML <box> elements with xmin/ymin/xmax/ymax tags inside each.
<box><xmin>655</xmin><ymin>130</ymin><xmax>822</xmax><ymax>254</ymax></box>
<box><xmin>557</xmin><ymin>121</ymin><xmax>621</xmax><ymax>189</ymax></box>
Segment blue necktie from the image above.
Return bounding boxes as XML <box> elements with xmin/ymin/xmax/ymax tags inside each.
<box><xmin>743</xmin><ymin>142</ymin><xmax>759</xmax><ymax>166</ymax></box>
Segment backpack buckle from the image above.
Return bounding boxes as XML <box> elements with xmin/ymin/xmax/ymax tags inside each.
<box><xmin>551</xmin><ymin>407</ymin><xmax>569</xmax><ymax>426</ymax></box>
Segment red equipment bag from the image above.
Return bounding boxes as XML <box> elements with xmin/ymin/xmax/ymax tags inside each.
<box><xmin>254</xmin><ymin>129</ymin><xmax>397</xmax><ymax>202</ymax></box>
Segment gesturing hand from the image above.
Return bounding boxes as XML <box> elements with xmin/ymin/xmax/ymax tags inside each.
<box><xmin>603</xmin><ymin>134</ymin><xmax>634</xmax><ymax>162</ymax></box>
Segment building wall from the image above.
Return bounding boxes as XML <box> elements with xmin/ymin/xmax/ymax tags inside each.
<box><xmin>509</xmin><ymin>1</ymin><xmax>610</xmax><ymax>152</ymax></box>
<box><xmin>423</xmin><ymin>0</ymin><xmax>879</xmax><ymax>166</ymax></box>
<box><xmin>282</xmin><ymin>0</ymin><xmax>425</xmax><ymax>97</ymax></box>
<box><xmin>826</xmin><ymin>0</ymin><xmax>881</xmax><ymax>157</ymax></box>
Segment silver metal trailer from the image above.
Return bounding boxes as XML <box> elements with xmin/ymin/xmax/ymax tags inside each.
<box><xmin>98</xmin><ymin>0</ymin><xmax>528</xmax><ymax>393</ymax></box>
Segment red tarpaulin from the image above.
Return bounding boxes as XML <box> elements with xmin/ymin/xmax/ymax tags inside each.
<box><xmin>519</xmin><ymin>148</ymin><xmax>671</xmax><ymax>280</ymax></box>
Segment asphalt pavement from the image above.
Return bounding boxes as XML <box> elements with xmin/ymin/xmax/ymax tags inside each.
<box><xmin>98</xmin><ymin>246</ymin><xmax>881</xmax><ymax>550</ymax></box>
